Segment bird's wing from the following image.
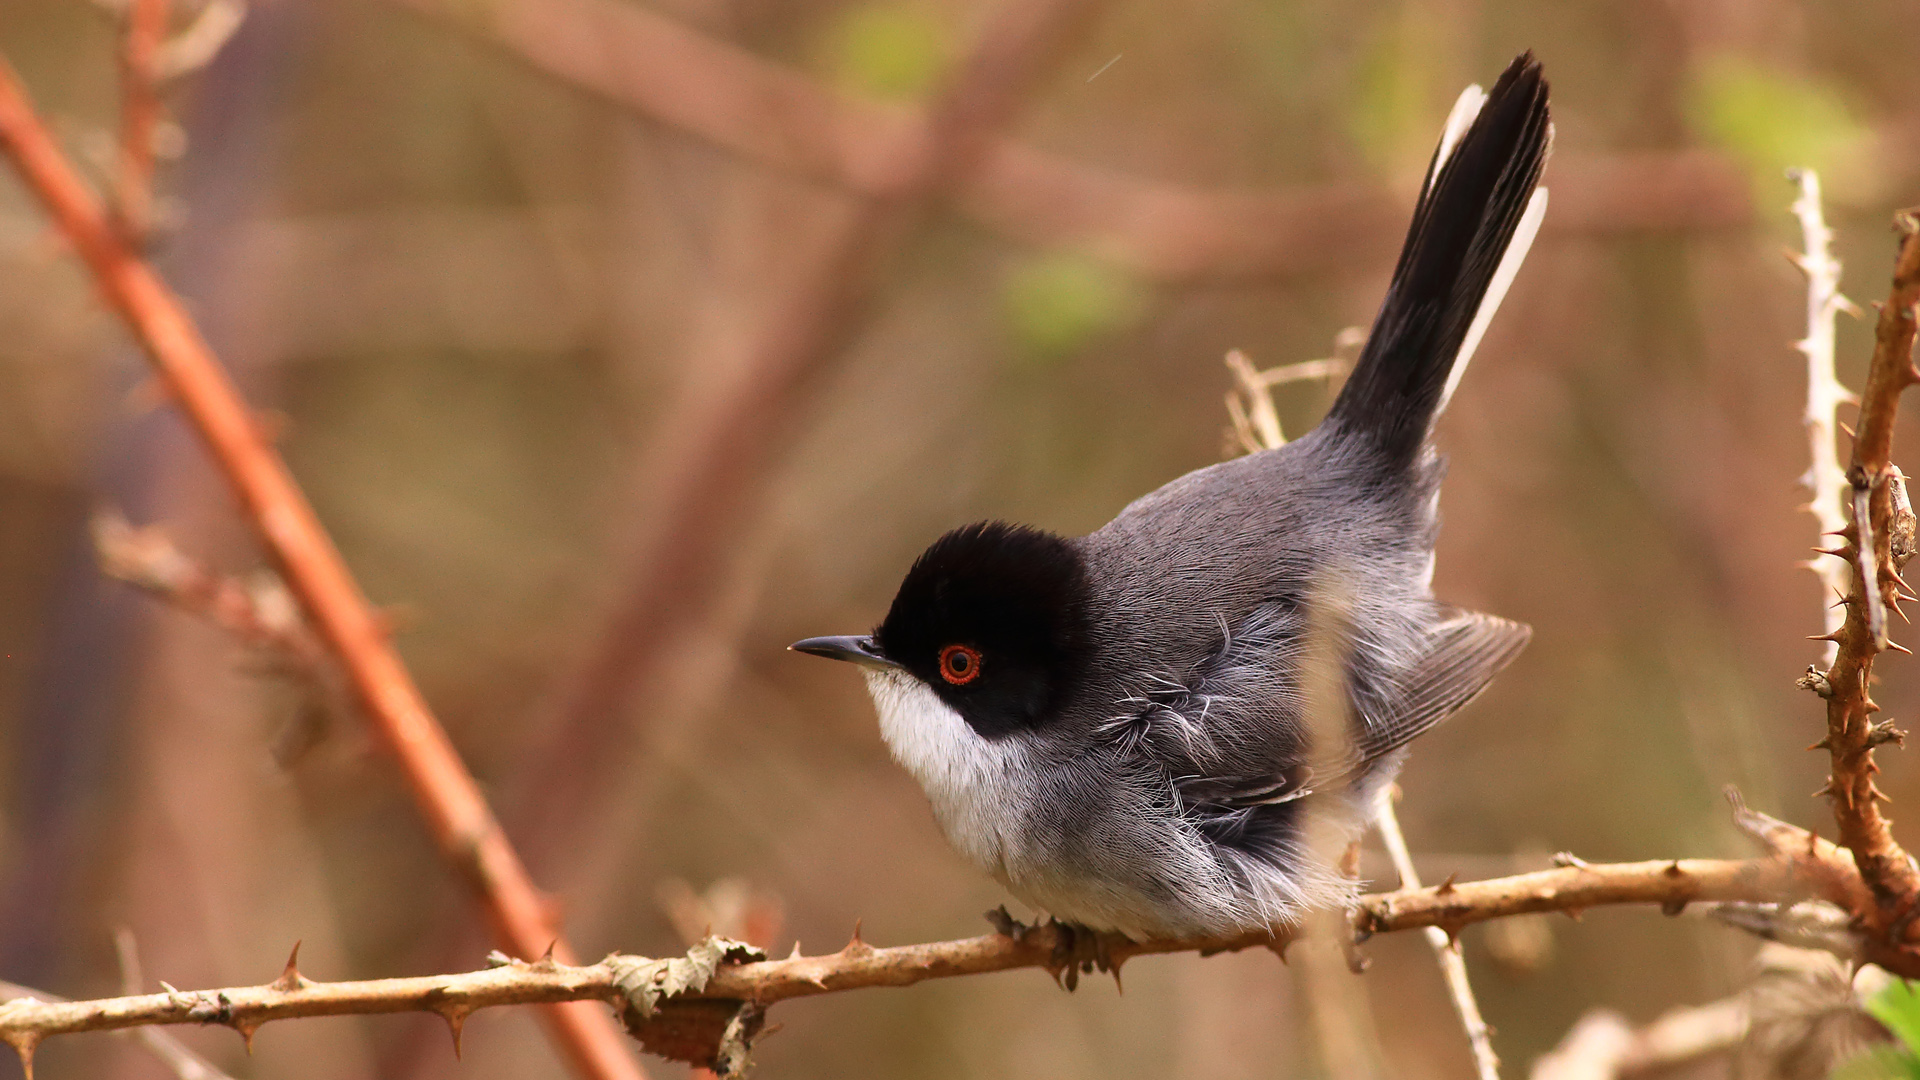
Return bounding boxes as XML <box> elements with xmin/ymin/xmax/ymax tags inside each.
<box><xmin>1354</xmin><ymin>606</ymin><xmax>1531</xmax><ymax>763</ymax></box>
<box><xmin>1151</xmin><ymin>605</ymin><xmax>1527</xmax><ymax>815</ymax></box>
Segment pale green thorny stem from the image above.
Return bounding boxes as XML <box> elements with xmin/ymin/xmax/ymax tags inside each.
<box><xmin>1789</xmin><ymin>169</ymin><xmax>1857</xmax><ymax>666</ymax></box>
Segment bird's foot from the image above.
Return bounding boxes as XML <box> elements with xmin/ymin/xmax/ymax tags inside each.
<box><xmin>982</xmin><ymin>907</ymin><xmax>1126</xmax><ymax>991</ymax></box>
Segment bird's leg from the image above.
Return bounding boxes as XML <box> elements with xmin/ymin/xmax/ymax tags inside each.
<box><xmin>979</xmin><ymin>907</ymin><xmax>1126</xmax><ymax>991</ymax></box>
<box><xmin>1045</xmin><ymin>918</ymin><xmax>1128</xmax><ymax>991</ymax></box>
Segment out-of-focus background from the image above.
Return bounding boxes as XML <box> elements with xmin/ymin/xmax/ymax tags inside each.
<box><xmin>0</xmin><ymin>0</ymin><xmax>1916</xmax><ymax>1076</ymax></box>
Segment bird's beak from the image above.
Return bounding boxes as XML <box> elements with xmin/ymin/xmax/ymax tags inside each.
<box><xmin>789</xmin><ymin>634</ymin><xmax>899</xmax><ymax>670</ymax></box>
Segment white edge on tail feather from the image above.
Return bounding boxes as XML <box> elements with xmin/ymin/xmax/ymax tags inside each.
<box><xmin>1437</xmin><ymin>182</ymin><xmax>1548</xmax><ymax>414</ymax></box>
<box><xmin>1426</xmin><ymin>84</ymin><xmax>1487</xmax><ymax>193</ymax></box>
<box><xmin>1426</xmin><ymin>85</ymin><xmax>1556</xmax><ymax>417</ymax></box>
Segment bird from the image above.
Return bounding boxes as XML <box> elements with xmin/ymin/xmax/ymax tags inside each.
<box><xmin>793</xmin><ymin>53</ymin><xmax>1550</xmax><ymax>940</ymax></box>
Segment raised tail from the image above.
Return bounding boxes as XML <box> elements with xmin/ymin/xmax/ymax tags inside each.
<box><xmin>1324</xmin><ymin>53</ymin><xmax>1551</xmax><ymax>464</ymax></box>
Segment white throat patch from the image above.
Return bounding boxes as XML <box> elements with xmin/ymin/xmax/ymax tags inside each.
<box><xmin>862</xmin><ymin>668</ymin><xmax>1028</xmax><ymax>878</ymax></box>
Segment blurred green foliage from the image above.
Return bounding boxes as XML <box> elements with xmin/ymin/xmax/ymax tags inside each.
<box><xmin>1836</xmin><ymin>980</ymin><xmax>1920</xmax><ymax>1079</ymax></box>
<box><xmin>825</xmin><ymin>2</ymin><xmax>951</xmax><ymax>100</ymax></box>
<box><xmin>999</xmin><ymin>251</ymin><xmax>1145</xmax><ymax>364</ymax></box>
<box><xmin>1346</xmin><ymin>7</ymin><xmax>1445</xmax><ymax>177</ymax></box>
<box><xmin>1687</xmin><ymin>55</ymin><xmax>1871</xmax><ymax>195</ymax></box>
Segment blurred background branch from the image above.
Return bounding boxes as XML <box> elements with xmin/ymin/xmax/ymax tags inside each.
<box><xmin>108</xmin><ymin>0</ymin><xmax>165</xmax><ymax>244</ymax></box>
<box><xmin>383</xmin><ymin>0</ymin><xmax>1915</xmax><ymax>280</ymax></box>
<box><xmin>0</xmin><ymin>50</ymin><xmax>642</xmax><ymax>1080</ymax></box>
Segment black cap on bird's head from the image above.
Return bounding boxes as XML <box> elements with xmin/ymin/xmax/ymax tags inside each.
<box><xmin>792</xmin><ymin>521</ymin><xmax>1090</xmax><ymax>739</ymax></box>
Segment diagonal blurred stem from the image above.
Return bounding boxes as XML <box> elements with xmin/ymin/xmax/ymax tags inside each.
<box><xmin>1374</xmin><ymin>792</ymin><xmax>1499</xmax><ymax>1080</ymax></box>
<box><xmin>507</xmin><ymin>0</ymin><xmax>1115</xmax><ymax>867</ymax></box>
<box><xmin>0</xmin><ymin>56</ymin><xmax>644</xmax><ymax>1080</ymax></box>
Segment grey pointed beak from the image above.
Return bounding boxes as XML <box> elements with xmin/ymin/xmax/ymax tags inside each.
<box><xmin>789</xmin><ymin>634</ymin><xmax>899</xmax><ymax>669</ymax></box>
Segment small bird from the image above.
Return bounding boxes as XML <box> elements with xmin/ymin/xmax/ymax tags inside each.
<box><xmin>794</xmin><ymin>54</ymin><xmax>1550</xmax><ymax>940</ymax></box>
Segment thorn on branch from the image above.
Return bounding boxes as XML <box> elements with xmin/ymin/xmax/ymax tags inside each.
<box><xmin>270</xmin><ymin>942</ymin><xmax>306</xmax><ymax>994</ymax></box>
<box><xmin>437</xmin><ymin>1005</ymin><xmax>470</xmax><ymax>1059</ymax></box>
<box><xmin>842</xmin><ymin>921</ymin><xmax>871</xmax><ymax>956</ymax></box>
<box><xmin>8</xmin><ymin>1034</ymin><xmax>36</xmax><ymax>1080</ymax></box>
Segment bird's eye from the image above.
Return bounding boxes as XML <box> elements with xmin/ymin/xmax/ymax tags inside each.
<box><xmin>938</xmin><ymin>644</ymin><xmax>982</xmax><ymax>685</ymax></box>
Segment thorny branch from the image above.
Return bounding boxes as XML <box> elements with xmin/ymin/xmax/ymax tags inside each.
<box><xmin>1809</xmin><ymin>208</ymin><xmax>1920</xmax><ymax>955</ymax></box>
<box><xmin>0</xmin><ymin>856</ymin><xmax>1838</xmax><ymax>1074</ymax></box>
<box><xmin>0</xmin><ymin>980</ymin><xmax>234</xmax><ymax>1080</ymax></box>
<box><xmin>1789</xmin><ymin>170</ymin><xmax>1858</xmax><ymax>667</ymax></box>
<box><xmin>0</xmin><ymin>55</ymin><xmax>644</xmax><ymax>1080</ymax></box>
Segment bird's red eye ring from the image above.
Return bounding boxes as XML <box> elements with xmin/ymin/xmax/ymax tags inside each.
<box><xmin>938</xmin><ymin>644</ymin><xmax>982</xmax><ymax>685</ymax></box>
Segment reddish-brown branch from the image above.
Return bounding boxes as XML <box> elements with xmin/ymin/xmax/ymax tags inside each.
<box><xmin>113</xmin><ymin>0</ymin><xmax>168</xmax><ymax>243</ymax></box>
<box><xmin>384</xmin><ymin>0</ymin><xmax>1756</xmax><ymax>281</ymax></box>
<box><xmin>1818</xmin><ymin>212</ymin><xmax>1920</xmax><ymax>944</ymax></box>
<box><xmin>0</xmin><ymin>58</ymin><xmax>642</xmax><ymax>1080</ymax></box>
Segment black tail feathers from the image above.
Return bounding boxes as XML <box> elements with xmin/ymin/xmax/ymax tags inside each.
<box><xmin>1325</xmin><ymin>53</ymin><xmax>1551</xmax><ymax>462</ymax></box>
